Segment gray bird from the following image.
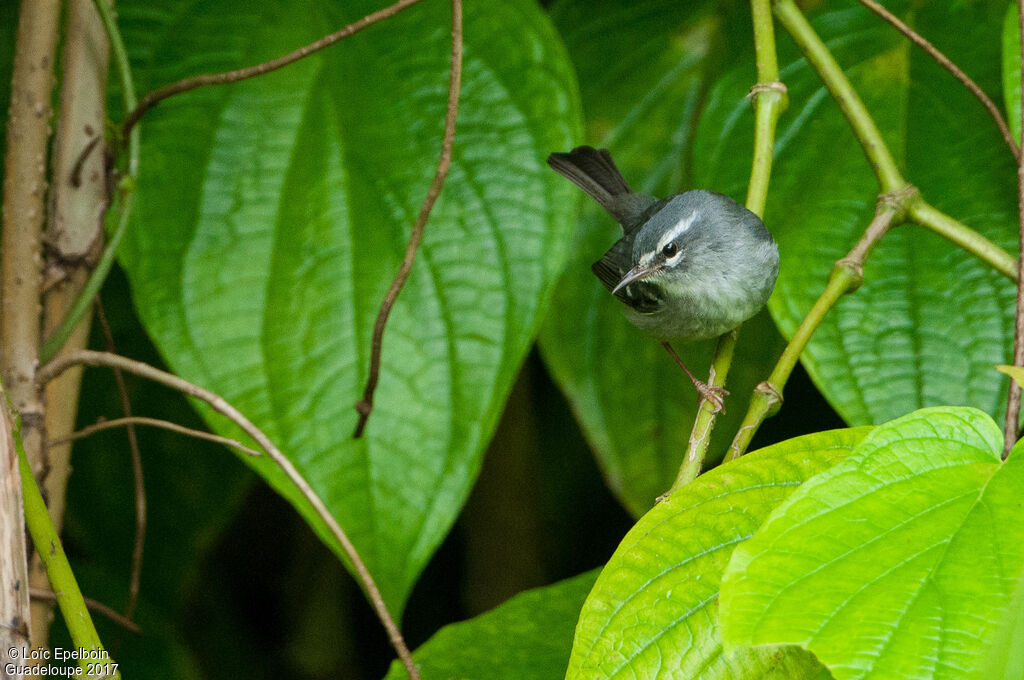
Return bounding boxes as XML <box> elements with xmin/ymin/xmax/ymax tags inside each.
<box><xmin>547</xmin><ymin>146</ymin><xmax>779</xmax><ymax>411</ymax></box>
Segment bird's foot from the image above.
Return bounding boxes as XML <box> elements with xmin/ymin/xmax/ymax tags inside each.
<box><xmin>695</xmin><ymin>381</ymin><xmax>728</xmax><ymax>414</ymax></box>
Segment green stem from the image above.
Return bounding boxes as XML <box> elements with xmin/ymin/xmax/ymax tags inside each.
<box><xmin>773</xmin><ymin>0</ymin><xmax>905</xmax><ymax>193</ymax></box>
<box><xmin>41</xmin><ymin>0</ymin><xmax>139</xmax><ymax>363</ymax></box>
<box><xmin>672</xmin><ymin>330</ymin><xmax>737</xmax><ymax>491</ymax></box>
<box><xmin>673</xmin><ymin>0</ymin><xmax>787</xmax><ymax>491</ymax></box>
<box><xmin>773</xmin><ymin>0</ymin><xmax>1017</xmax><ymax>279</ymax></box>
<box><xmin>726</xmin><ymin>268</ymin><xmax>855</xmax><ymax>460</ymax></box>
<box><xmin>92</xmin><ymin>0</ymin><xmax>139</xmax><ymax>170</ymax></box>
<box><xmin>909</xmin><ymin>200</ymin><xmax>1018</xmax><ymax>281</ymax></box>
<box><xmin>15</xmin><ymin>418</ymin><xmax>118</xmax><ymax>678</ymax></box>
<box><xmin>724</xmin><ymin>0</ymin><xmax>1021</xmax><ymax>458</ymax></box>
<box><xmin>745</xmin><ymin>0</ymin><xmax>786</xmax><ymax>216</ymax></box>
<box><xmin>745</xmin><ymin>87</ymin><xmax>787</xmax><ymax>217</ymax></box>
<box><xmin>726</xmin><ymin>204</ymin><xmax>900</xmax><ymax>460</ymax></box>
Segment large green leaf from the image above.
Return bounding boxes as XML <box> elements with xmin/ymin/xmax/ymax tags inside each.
<box><xmin>696</xmin><ymin>0</ymin><xmax>1017</xmax><ymax>427</ymax></box>
<box><xmin>565</xmin><ymin>426</ymin><xmax>871</xmax><ymax>679</ymax></box>
<box><xmin>980</xmin><ymin>551</ymin><xmax>1024</xmax><ymax>680</ymax></box>
<box><xmin>721</xmin><ymin>407</ymin><xmax>1024</xmax><ymax>679</ymax></box>
<box><xmin>541</xmin><ymin>0</ymin><xmax>785</xmax><ymax>516</ymax></box>
<box><xmin>383</xmin><ymin>570</ymin><xmax>598</xmax><ymax>680</ymax></box>
<box><xmin>115</xmin><ymin>0</ymin><xmax>582</xmax><ymax>614</ymax></box>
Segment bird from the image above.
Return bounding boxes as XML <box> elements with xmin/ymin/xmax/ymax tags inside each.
<box><xmin>546</xmin><ymin>146</ymin><xmax>779</xmax><ymax>412</ymax></box>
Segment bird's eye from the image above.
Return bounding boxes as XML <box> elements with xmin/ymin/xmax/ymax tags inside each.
<box><xmin>662</xmin><ymin>242</ymin><xmax>678</xmax><ymax>258</ymax></box>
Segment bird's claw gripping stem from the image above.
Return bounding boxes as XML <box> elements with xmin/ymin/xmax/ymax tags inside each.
<box><xmin>696</xmin><ymin>381</ymin><xmax>728</xmax><ymax>414</ymax></box>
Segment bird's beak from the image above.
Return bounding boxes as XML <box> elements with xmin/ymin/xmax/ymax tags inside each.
<box><xmin>612</xmin><ymin>262</ymin><xmax>660</xmax><ymax>295</ymax></box>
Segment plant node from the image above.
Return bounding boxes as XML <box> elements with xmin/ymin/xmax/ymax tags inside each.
<box><xmin>756</xmin><ymin>381</ymin><xmax>784</xmax><ymax>415</ymax></box>
<box><xmin>747</xmin><ymin>81</ymin><xmax>789</xmax><ymax>112</ymax></box>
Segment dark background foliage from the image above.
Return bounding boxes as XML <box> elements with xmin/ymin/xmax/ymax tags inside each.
<box><xmin>4</xmin><ymin>0</ymin><xmax>1018</xmax><ymax>677</ymax></box>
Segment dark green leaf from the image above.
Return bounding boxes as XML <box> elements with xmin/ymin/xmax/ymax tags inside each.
<box><xmin>383</xmin><ymin>571</ymin><xmax>599</xmax><ymax>680</ymax></box>
<box><xmin>696</xmin><ymin>0</ymin><xmax>1017</xmax><ymax>427</ymax></box>
<box><xmin>542</xmin><ymin>0</ymin><xmax>785</xmax><ymax>516</ymax></box>
<box><xmin>566</xmin><ymin>426</ymin><xmax>870</xmax><ymax>679</ymax></box>
<box><xmin>116</xmin><ymin>0</ymin><xmax>582</xmax><ymax>614</ymax></box>
<box><xmin>721</xmin><ymin>407</ymin><xmax>1024</xmax><ymax>680</ymax></box>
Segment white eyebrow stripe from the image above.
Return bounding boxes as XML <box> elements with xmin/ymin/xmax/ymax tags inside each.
<box><xmin>656</xmin><ymin>212</ymin><xmax>696</xmax><ymax>253</ymax></box>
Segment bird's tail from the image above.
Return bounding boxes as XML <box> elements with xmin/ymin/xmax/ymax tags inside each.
<box><xmin>546</xmin><ymin>146</ymin><xmax>633</xmax><ymax>215</ymax></box>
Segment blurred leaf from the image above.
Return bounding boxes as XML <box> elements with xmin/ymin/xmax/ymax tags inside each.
<box><xmin>115</xmin><ymin>0</ymin><xmax>582</xmax><ymax>615</ymax></box>
<box><xmin>541</xmin><ymin>0</ymin><xmax>785</xmax><ymax>517</ymax></box>
<box><xmin>696</xmin><ymin>0</ymin><xmax>1017</xmax><ymax>427</ymax></box>
<box><xmin>566</xmin><ymin>426</ymin><xmax>870</xmax><ymax>679</ymax></box>
<box><xmin>721</xmin><ymin>407</ymin><xmax>1024</xmax><ymax>680</ymax></box>
<box><xmin>1002</xmin><ymin>1</ymin><xmax>1021</xmax><ymax>144</ymax></box>
<box><xmin>383</xmin><ymin>570</ymin><xmax>599</xmax><ymax>680</ymax></box>
<box><xmin>49</xmin><ymin>560</ymin><xmax>210</xmax><ymax>680</ymax></box>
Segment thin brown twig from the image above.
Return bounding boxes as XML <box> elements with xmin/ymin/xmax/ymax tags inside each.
<box><xmin>96</xmin><ymin>301</ymin><xmax>146</xmax><ymax>626</ymax></box>
<box><xmin>353</xmin><ymin>0</ymin><xmax>463</xmax><ymax>439</ymax></box>
<box><xmin>29</xmin><ymin>587</ymin><xmax>141</xmax><ymax>635</ymax></box>
<box><xmin>122</xmin><ymin>0</ymin><xmax>427</xmax><ymax>134</ymax></box>
<box><xmin>1004</xmin><ymin>4</ymin><xmax>1024</xmax><ymax>459</ymax></box>
<box><xmin>69</xmin><ymin>136</ymin><xmax>101</xmax><ymax>188</ymax></box>
<box><xmin>48</xmin><ymin>416</ymin><xmax>261</xmax><ymax>458</ymax></box>
<box><xmin>856</xmin><ymin>0</ymin><xmax>1020</xmax><ymax>161</ymax></box>
<box><xmin>38</xmin><ymin>349</ymin><xmax>419</xmax><ymax>679</ymax></box>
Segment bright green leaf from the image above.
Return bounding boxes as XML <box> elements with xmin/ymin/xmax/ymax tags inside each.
<box><xmin>1002</xmin><ymin>2</ymin><xmax>1021</xmax><ymax>144</ymax></box>
<box><xmin>542</xmin><ymin>0</ymin><xmax>785</xmax><ymax>516</ymax></box>
<box><xmin>566</xmin><ymin>426</ymin><xmax>871</xmax><ymax>679</ymax></box>
<box><xmin>696</xmin><ymin>0</ymin><xmax>1017</xmax><ymax>427</ymax></box>
<box><xmin>116</xmin><ymin>0</ymin><xmax>582</xmax><ymax>615</ymax></box>
<box><xmin>979</xmin><ymin>568</ymin><xmax>1024</xmax><ymax>680</ymax></box>
<box><xmin>383</xmin><ymin>570</ymin><xmax>598</xmax><ymax>680</ymax></box>
<box><xmin>721</xmin><ymin>407</ymin><xmax>1024</xmax><ymax>680</ymax></box>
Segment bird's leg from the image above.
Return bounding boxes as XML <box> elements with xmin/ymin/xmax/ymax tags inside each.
<box><xmin>661</xmin><ymin>342</ymin><xmax>728</xmax><ymax>413</ymax></box>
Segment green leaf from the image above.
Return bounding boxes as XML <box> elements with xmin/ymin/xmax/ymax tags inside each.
<box><xmin>566</xmin><ymin>426</ymin><xmax>871</xmax><ymax>679</ymax></box>
<box><xmin>541</xmin><ymin>0</ymin><xmax>785</xmax><ymax>516</ymax></box>
<box><xmin>996</xmin><ymin>363</ymin><xmax>1024</xmax><ymax>387</ymax></box>
<box><xmin>1002</xmin><ymin>1</ymin><xmax>1021</xmax><ymax>144</ymax></box>
<box><xmin>115</xmin><ymin>0</ymin><xmax>582</xmax><ymax>615</ymax></box>
<box><xmin>696</xmin><ymin>0</ymin><xmax>1017</xmax><ymax>427</ymax></box>
<box><xmin>383</xmin><ymin>570</ymin><xmax>598</xmax><ymax>680</ymax></box>
<box><xmin>980</xmin><ymin>566</ymin><xmax>1024</xmax><ymax>680</ymax></box>
<box><xmin>721</xmin><ymin>407</ymin><xmax>1024</xmax><ymax>680</ymax></box>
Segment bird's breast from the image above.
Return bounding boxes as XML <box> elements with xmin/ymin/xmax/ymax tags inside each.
<box><xmin>622</xmin><ymin>275</ymin><xmax>767</xmax><ymax>342</ymax></box>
